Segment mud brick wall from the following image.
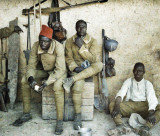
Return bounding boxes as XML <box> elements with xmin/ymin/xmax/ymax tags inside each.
<box><xmin>0</xmin><ymin>0</ymin><xmax>160</xmax><ymax>102</ymax></box>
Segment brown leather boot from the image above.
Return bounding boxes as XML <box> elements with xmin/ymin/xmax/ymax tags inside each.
<box><xmin>73</xmin><ymin>113</ymin><xmax>82</xmax><ymax>130</ymax></box>
<box><xmin>55</xmin><ymin>120</ymin><xmax>63</xmax><ymax>135</ymax></box>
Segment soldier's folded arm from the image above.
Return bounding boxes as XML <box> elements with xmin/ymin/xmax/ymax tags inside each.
<box><xmin>65</xmin><ymin>39</ymin><xmax>78</xmax><ymax>72</ymax></box>
<box><xmin>78</xmin><ymin>38</ymin><xmax>100</xmax><ymax>63</ymax></box>
<box><xmin>45</xmin><ymin>43</ymin><xmax>66</xmax><ymax>86</ymax></box>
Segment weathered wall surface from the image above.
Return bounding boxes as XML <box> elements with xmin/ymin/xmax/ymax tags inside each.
<box><xmin>0</xmin><ymin>0</ymin><xmax>160</xmax><ymax>101</ymax></box>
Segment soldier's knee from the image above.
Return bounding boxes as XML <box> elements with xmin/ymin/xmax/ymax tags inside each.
<box><xmin>53</xmin><ymin>81</ymin><xmax>64</xmax><ymax>93</ymax></box>
<box><xmin>97</xmin><ymin>61</ymin><xmax>103</xmax><ymax>71</ymax></box>
<box><xmin>21</xmin><ymin>76</ymin><xmax>28</xmax><ymax>84</ymax></box>
<box><xmin>72</xmin><ymin>80</ymin><xmax>84</xmax><ymax>93</ymax></box>
<box><xmin>92</xmin><ymin>61</ymin><xmax>103</xmax><ymax>72</ymax></box>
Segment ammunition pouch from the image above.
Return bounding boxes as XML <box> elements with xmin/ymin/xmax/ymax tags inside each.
<box><xmin>105</xmin><ymin>58</ymin><xmax>116</xmax><ymax>77</ymax></box>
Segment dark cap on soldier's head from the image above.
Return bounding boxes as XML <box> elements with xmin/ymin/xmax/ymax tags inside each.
<box><xmin>39</xmin><ymin>25</ymin><xmax>53</xmax><ymax>39</ymax></box>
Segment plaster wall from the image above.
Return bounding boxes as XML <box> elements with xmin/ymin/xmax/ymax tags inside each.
<box><xmin>0</xmin><ymin>0</ymin><xmax>160</xmax><ymax>101</ymax></box>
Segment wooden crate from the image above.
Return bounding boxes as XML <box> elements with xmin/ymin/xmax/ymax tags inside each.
<box><xmin>42</xmin><ymin>81</ymin><xmax>94</xmax><ymax>121</ymax></box>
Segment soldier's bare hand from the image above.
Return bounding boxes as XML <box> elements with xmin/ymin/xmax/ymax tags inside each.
<box><xmin>38</xmin><ymin>82</ymin><xmax>47</xmax><ymax>92</ymax></box>
<box><xmin>74</xmin><ymin>67</ymin><xmax>84</xmax><ymax>73</ymax></box>
<box><xmin>111</xmin><ymin>104</ymin><xmax>120</xmax><ymax>118</ymax></box>
<box><xmin>75</xmin><ymin>37</ymin><xmax>83</xmax><ymax>48</ymax></box>
<box><xmin>147</xmin><ymin>110</ymin><xmax>156</xmax><ymax>125</ymax></box>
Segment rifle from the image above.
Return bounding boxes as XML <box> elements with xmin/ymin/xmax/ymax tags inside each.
<box><xmin>22</xmin><ymin>0</ymin><xmax>108</xmax><ymax>15</ymax></box>
<box><xmin>94</xmin><ymin>29</ymin><xmax>109</xmax><ymax>113</ymax></box>
<box><xmin>30</xmin><ymin>0</ymin><xmax>48</xmax><ymax>10</ymax></box>
<box><xmin>102</xmin><ymin>29</ymin><xmax>110</xmax><ymax>114</ymax></box>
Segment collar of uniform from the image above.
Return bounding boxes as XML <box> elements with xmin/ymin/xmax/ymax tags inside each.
<box><xmin>133</xmin><ymin>78</ymin><xmax>144</xmax><ymax>84</ymax></box>
<box><xmin>38</xmin><ymin>40</ymin><xmax>55</xmax><ymax>54</ymax></box>
<box><xmin>72</xmin><ymin>33</ymin><xmax>91</xmax><ymax>44</ymax></box>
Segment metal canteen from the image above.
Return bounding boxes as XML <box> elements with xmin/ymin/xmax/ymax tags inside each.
<box><xmin>78</xmin><ymin>127</ymin><xmax>92</xmax><ymax>136</ymax></box>
<box><xmin>104</xmin><ymin>39</ymin><xmax>118</xmax><ymax>52</ymax></box>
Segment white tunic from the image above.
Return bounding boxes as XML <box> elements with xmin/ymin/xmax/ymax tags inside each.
<box><xmin>116</xmin><ymin>78</ymin><xmax>158</xmax><ymax>111</ymax></box>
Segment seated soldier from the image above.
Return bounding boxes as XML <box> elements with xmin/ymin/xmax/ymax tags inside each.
<box><xmin>63</xmin><ymin>20</ymin><xmax>103</xmax><ymax>130</ymax></box>
<box><xmin>109</xmin><ymin>62</ymin><xmax>160</xmax><ymax>134</ymax></box>
<box><xmin>13</xmin><ymin>25</ymin><xmax>66</xmax><ymax>135</ymax></box>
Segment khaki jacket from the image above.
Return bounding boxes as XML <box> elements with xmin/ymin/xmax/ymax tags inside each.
<box><xmin>65</xmin><ymin>33</ymin><xmax>101</xmax><ymax>72</ymax></box>
<box><xmin>0</xmin><ymin>26</ymin><xmax>14</xmax><ymax>39</ymax></box>
<box><xmin>27</xmin><ymin>40</ymin><xmax>66</xmax><ymax>85</ymax></box>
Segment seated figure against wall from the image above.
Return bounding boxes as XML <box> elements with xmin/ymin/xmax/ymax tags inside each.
<box><xmin>109</xmin><ymin>62</ymin><xmax>160</xmax><ymax>135</ymax></box>
<box><xmin>12</xmin><ymin>25</ymin><xmax>67</xmax><ymax>135</ymax></box>
<box><xmin>63</xmin><ymin>20</ymin><xmax>103</xmax><ymax>130</ymax></box>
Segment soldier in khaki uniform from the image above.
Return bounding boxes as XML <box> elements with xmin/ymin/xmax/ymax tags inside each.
<box><xmin>63</xmin><ymin>20</ymin><xmax>103</xmax><ymax>130</ymax></box>
<box><xmin>13</xmin><ymin>25</ymin><xmax>66</xmax><ymax>135</ymax></box>
<box><xmin>0</xmin><ymin>26</ymin><xmax>22</xmax><ymax>82</ymax></box>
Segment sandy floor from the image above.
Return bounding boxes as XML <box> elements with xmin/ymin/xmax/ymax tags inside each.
<box><xmin>0</xmin><ymin>102</ymin><xmax>160</xmax><ymax>136</ymax></box>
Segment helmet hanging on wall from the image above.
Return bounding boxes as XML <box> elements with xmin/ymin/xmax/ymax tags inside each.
<box><xmin>104</xmin><ymin>37</ymin><xmax>118</xmax><ymax>52</ymax></box>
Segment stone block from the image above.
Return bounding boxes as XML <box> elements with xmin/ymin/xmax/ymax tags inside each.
<box><xmin>42</xmin><ymin>105</ymin><xmax>93</xmax><ymax>121</ymax></box>
<box><xmin>42</xmin><ymin>81</ymin><xmax>94</xmax><ymax>121</ymax></box>
<box><xmin>42</xmin><ymin>97</ymin><xmax>93</xmax><ymax>106</ymax></box>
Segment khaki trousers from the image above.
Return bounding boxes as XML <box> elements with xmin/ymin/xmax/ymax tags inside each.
<box><xmin>22</xmin><ymin>69</ymin><xmax>66</xmax><ymax>120</ymax></box>
<box><xmin>71</xmin><ymin>61</ymin><xmax>103</xmax><ymax>113</ymax></box>
<box><xmin>109</xmin><ymin>100</ymin><xmax>160</xmax><ymax>129</ymax></box>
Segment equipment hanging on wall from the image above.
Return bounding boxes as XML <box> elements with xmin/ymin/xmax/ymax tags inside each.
<box><xmin>22</xmin><ymin>0</ymin><xmax>108</xmax><ymax>15</ymax></box>
<box><xmin>48</xmin><ymin>0</ymin><xmax>67</xmax><ymax>43</ymax></box>
<box><xmin>94</xmin><ymin>29</ymin><xmax>118</xmax><ymax>113</ymax></box>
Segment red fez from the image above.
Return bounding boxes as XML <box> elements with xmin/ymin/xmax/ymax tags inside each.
<box><xmin>39</xmin><ymin>25</ymin><xmax>53</xmax><ymax>39</ymax></box>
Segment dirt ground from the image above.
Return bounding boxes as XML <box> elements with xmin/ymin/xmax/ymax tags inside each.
<box><xmin>0</xmin><ymin>102</ymin><xmax>160</xmax><ymax>136</ymax></box>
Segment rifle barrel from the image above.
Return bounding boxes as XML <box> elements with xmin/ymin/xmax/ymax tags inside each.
<box><xmin>22</xmin><ymin>0</ymin><xmax>108</xmax><ymax>15</ymax></box>
<box><xmin>30</xmin><ymin>0</ymin><xmax>48</xmax><ymax>10</ymax></box>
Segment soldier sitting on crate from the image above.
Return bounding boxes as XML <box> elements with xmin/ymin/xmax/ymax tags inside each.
<box><xmin>109</xmin><ymin>62</ymin><xmax>160</xmax><ymax>135</ymax></box>
<box><xmin>0</xmin><ymin>25</ymin><xmax>22</xmax><ymax>82</ymax></box>
<box><xmin>12</xmin><ymin>25</ymin><xmax>67</xmax><ymax>135</ymax></box>
<box><xmin>63</xmin><ymin>20</ymin><xmax>103</xmax><ymax>130</ymax></box>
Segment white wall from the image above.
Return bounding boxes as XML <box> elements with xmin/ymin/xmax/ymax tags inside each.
<box><xmin>0</xmin><ymin>0</ymin><xmax>160</xmax><ymax>100</ymax></box>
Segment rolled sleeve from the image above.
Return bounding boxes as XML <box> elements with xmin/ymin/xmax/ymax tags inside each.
<box><xmin>146</xmin><ymin>81</ymin><xmax>158</xmax><ymax>111</ymax></box>
<box><xmin>78</xmin><ymin>39</ymin><xmax>100</xmax><ymax>63</ymax></box>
